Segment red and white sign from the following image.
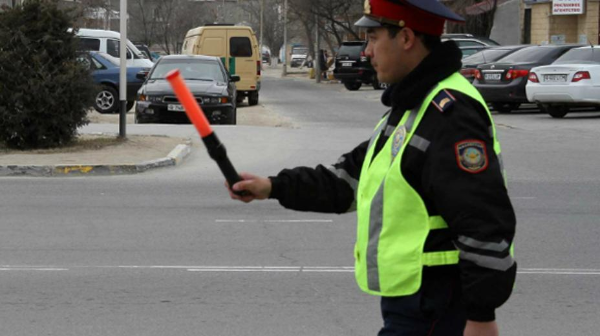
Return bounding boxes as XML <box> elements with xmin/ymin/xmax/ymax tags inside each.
<box><xmin>553</xmin><ymin>0</ymin><xmax>585</xmax><ymax>15</ymax></box>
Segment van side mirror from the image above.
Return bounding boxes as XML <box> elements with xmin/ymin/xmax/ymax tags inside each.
<box><xmin>136</xmin><ymin>70</ymin><xmax>149</xmax><ymax>80</ymax></box>
<box><xmin>230</xmin><ymin>75</ymin><xmax>241</xmax><ymax>82</ymax></box>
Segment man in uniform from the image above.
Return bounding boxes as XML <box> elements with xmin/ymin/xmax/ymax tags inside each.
<box><xmin>228</xmin><ymin>0</ymin><xmax>516</xmax><ymax>335</ymax></box>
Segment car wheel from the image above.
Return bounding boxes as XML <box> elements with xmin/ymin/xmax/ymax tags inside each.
<box><xmin>248</xmin><ymin>91</ymin><xmax>259</xmax><ymax>106</ymax></box>
<box><xmin>492</xmin><ymin>103</ymin><xmax>520</xmax><ymax>114</ymax></box>
<box><xmin>547</xmin><ymin>105</ymin><xmax>569</xmax><ymax>118</ymax></box>
<box><xmin>371</xmin><ymin>75</ymin><xmax>385</xmax><ymax>90</ymax></box>
<box><xmin>223</xmin><ymin>108</ymin><xmax>237</xmax><ymax>125</ymax></box>
<box><xmin>94</xmin><ymin>85</ymin><xmax>118</xmax><ymax>114</ymax></box>
<box><xmin>126</xmin><ymin>101</ymin><xmax>135</xmax><ymax>112</ymax></box>
<box><xmin>344</xmin><ymin>82</ymin><xmax>362</xmax><ymax>91</ymax></box>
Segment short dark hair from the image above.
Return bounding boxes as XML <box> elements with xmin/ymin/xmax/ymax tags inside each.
<box><xmin>384</xmin><ymin>25</ymin><xmax>441</xmax><ymax>51</ymax></box>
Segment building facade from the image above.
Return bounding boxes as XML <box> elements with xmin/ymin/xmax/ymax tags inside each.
<box><xmin>527</xmin><ymin>0</ymin><xmax>600</xmax><ymax>45</ymax></box>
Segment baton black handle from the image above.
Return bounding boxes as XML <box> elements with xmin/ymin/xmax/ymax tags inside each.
<box><xmin>202</xmin><ymin>132</ymin><xmax>248</xmax><ymax>196</ymax></box>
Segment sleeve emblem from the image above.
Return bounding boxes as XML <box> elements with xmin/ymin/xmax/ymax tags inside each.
<box><xmin>455</xmin><ymin>140</ymin><xmax>488</xmax><ymax>173</ymax></box>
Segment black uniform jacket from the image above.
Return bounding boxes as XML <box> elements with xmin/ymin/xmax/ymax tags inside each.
<box><xmin>268</xmin><ymin>41</ymin><xmax>517</xmax><ymax>322</ymax></box>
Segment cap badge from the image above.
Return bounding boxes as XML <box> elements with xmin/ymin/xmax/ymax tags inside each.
<box><xmin>399</xmin><ymin>20</ymin><xmax>405</xmax><ymax>27</ymax></box>
<box><xmin>364</xmin><ymin>0</ymin><xmax>371</xmax><ymax>15</ymax></box>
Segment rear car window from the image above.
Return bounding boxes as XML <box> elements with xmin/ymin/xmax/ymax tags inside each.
<box><xmin>462</xmin><ymin>49</ymin><xmax>512</xmax><ymax>65</ymax></box>
<box><xmin>499</xmin><ymin>46</ymin><xmax>562</xmax><ymax>63</ymax></box>
<box><xmin>230</xmin><ymin>37</ymin><xmax>252</xmax><ymax>57</ymax></box>
<box><xmin>79</xmin><ymin>38</ymin><xmax>100</xmax><ymax>51</ymax></box>
<box><xmin>337</xmin><ymin>44</ymin><xmax>364</xmax><ymax>58</ymax></box>
<box><xmin>456</xmin><ymin>40</ymin><xmax>486</xmax><ymax>47</ymax></box>
<box><xmin>554</xmin><ymin>48</ymin><xmax>600</xmax><ymax>64</ymax></box>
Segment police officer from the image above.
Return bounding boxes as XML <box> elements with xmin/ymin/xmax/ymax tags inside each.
<box><xmin>228</xmin><ymin>0</ymin><xmax>516</xmax><ymax>335</ymax></box>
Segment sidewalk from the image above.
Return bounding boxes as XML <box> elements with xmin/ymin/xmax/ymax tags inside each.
<box><xmin>0</xmin><ymin>133</ymin><xmax>192</xmax><ymax>177</ymax></box>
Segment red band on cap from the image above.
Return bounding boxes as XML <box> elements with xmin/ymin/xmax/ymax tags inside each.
<box><xmin>368</xmin><ymin>0</ymin><xmax>445</xmax><ymax>36</ymax></box>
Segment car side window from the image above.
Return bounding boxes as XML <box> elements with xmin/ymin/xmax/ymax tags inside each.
<box><xmin>230</xmin><ymin>37</ymin><xmax>252</xmax><ymax>57</ymax></box>
<box><xmin>107</xmin><ymin>39</ymin><xmax>119</xmax><ymax>58</ymax></box>
<box><xmin>91</xmin><ymin>57</ymin><xmax>104</xmax><ymax>70</ymax></box>
<box><xmin>79</xmin><ymin>38</ymin><xmax>100</xmax><ymax>51</ymax></box>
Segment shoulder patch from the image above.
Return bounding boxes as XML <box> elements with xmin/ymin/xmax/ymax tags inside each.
<box><xmin>431</xmin><ymin>90</ymin><xmax>457</xmax><ymax>113</ymax></box>
<box><xmin>455</xmin><ymin>140</ymin><xmax>488</xmax><ymax>174</ymax></box>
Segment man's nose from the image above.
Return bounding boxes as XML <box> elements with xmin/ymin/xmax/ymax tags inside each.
<box><xmin>364</xmin><ymin>42</ymin><xmax>374</xmax><ymax>58</ymax></box>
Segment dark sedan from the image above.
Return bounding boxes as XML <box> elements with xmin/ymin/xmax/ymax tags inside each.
<box><xmin>473</xmin><ymin>44</ymin><xmax>582</xmax><ymax>113</ymax></box>
<box><xmin>135</xmin><ymin>55</ymin><xmax>240</xmax><ymax>124</ymax></box>
<box><xmin>460</xmin><ymin>45</ymin><xmax>530</xmax><ymax>82</ymax></box>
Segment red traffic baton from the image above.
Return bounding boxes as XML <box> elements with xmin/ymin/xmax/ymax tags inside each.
<box><xmin>166</xmin><ymin>69</ymin><xmax>245</xmax><ymax>194</ymax></box>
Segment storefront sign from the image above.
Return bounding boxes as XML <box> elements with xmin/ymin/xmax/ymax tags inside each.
<box><xmin>553</xmin><ymin>0</ymin><xmax>585</xmax><ymax>15</ymax></box>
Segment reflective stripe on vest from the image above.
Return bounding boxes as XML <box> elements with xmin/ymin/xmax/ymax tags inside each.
<box><xmin>354</xmin><ymin>72</ymin><xmax>503</xmax><ymax>296</ymax></box>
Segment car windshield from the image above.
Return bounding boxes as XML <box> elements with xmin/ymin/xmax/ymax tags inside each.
<box><xmin>292</xmin><ymin>48</ymin><xmax>308</xmax><ymax>55</ymax></box>
<box><xmin>150</xmin><ymin>59</ymin><xmax>225</xmax><ymax>82</ymax></box>
<box><xmin>498</xmin><ymin>46</ymin><xmax>555</xmax><ymax>63</ymax></box>
<box><xmin>337</xmin><ymin>44</ymin><xmax>364</xmax><ymax>58</ymax></box>
<box><xmin>553</xmin><ymin>48</ymin><xmax>600</xmax><ymax>64</ymax></box>
<box><xmin>462</xmin><ymin>49</ymin><xmax>514</xmax><ymax>65</ymax></box>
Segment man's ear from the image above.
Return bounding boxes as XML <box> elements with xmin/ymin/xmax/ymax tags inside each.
<box><xmin>400</xmin><ymin>28</ymin><xmax>417</xmax><ymax>51</ymax></box>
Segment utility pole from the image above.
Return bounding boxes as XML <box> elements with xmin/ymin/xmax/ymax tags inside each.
<box><xmin>315</xmin><ymin>14</ymin><xmax>321</xmax><ymax>84</ymax></box>
<box><xmin>119</xmin><ymin>0</ymin><xmax>127</xmax><ymax>138</ymax></box>
<box><xmin>282</xmin><ymin>0</ymin><xmax>287</xmax><ymax>76</ymax></box>
<box><xmin>259</xmin><ymin>0</ymin><xmax>264</xmax><ymax>56</ymax></box>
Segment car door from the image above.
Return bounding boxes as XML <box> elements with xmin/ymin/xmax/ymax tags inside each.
<box><xmin>227</xmin><ymin>33</ymin><xmax>257</xmax><ymax>91</ymax></box>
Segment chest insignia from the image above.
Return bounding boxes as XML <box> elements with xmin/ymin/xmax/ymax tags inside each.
<box><xmin>455</xmin><ymin>140</ymin><xmax>488</xmax><ymax>173</ymax></box>
<box><xmin>391</xmin><ymin>125</ymin><xmax>406</xmax><ymax>159</ymax></box>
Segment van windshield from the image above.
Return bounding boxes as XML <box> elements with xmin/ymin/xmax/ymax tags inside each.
<box><xmin>150</xmin><ymin>59</ymin><xmax>225</xmax><ymax>82</ymax></box>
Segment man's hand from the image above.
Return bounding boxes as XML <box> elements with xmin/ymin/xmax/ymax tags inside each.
<box><xmin>227</xmin><ymin>172</ymin><xmax>272</xmax><ymax>203</ymax></box>
<box><xmin>464</xmin><ymin>320</ymin><xmax>499</xmax><ymax>336</ymax></box>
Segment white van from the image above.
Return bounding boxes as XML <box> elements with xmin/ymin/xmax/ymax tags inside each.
<box><xmin>73</xmin><ymin>28</ymin><xmax>154</xmax><ymax>68</ymax></box>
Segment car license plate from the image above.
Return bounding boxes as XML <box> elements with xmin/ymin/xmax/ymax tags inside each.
<box><xmin>484</xmin><ymin>73</ymin><xmax>502</xmax><ymax>81</ymax></box>
<box><xmin>168</xmin><ymin>104</ymin><xmax>185</xmax><ymax>112</ymax></box>
<box><xmin>544</xmin><ymin>74</ymin><xmax>567</xmax><ymax>83</ymax></box>
<box><xmin>342</xmin><ymin>62</ymin><xmax>353</xmax><ymax>67</ymax></box>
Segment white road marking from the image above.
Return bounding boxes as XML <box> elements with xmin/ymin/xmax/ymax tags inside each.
<box><xmin>216</xmin><ymin>219</ymin><xmax>334</xmax><ymax>223</ymax></box>
<box><xmin>0</xmin><ymin>265</ymin><xmax>598</xmax><ymax>275</ymax></box>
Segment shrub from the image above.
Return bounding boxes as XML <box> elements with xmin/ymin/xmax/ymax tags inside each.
<box><xmin>0</xmin><ymin>0</ymin><xmax>96</xmax><ymax>150</ymax></box>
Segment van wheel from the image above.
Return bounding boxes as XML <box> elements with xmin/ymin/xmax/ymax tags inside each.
<box><xmin>344</xmin><ymin>82</ymin><xmax>362</xmax><ymax>91</ymax></box>
<box><xmin>94</xmin><ymin>86</ymin><xmax>118</xmax><ymax>114</ymax></box>
<box><xmin>249</xmin><ymin>91</ymin><xmax>259</xmax><ymax>106</ymax></box>
<box><xmin>547</xmin><ymin>105</ymin><xmax>569</xmax><ymax>118</ymax></box>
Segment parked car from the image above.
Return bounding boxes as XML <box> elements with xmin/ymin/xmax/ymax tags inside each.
<box><xmin>473</xmin><ymin>44</ymin><xmax>582</xmax><ymax>113</ymax></box>
<box><xmin>73</xmin><ymin>28</ymin><xmax>154</xmax><ymax>68</ymax></box>
<box><xmin>135</xmin><ymin>55</ymin><xmax>240</xmax><ymax>124</ymax></box>
<box><xmin>442</xmin><ymin>33</ymin><xmax>500</xmax><ymax>58</ymax></box>
<box><xmin>290</xmin><ymin>46</ymin><xmax>310</xmax><ymax>68</ymax></box>
<box><xmin>133</xmin><ymin>42</ymin><xmax>161</xmax><ymax>62</ymax></box>
<box><xmin>333</xmin><ymin>41</ymin><xmax>384</xmax><ymax>91</ymax></box>
<box><xmin>262</xmin><ymin>51</ymin><xmax>271</xmax><ymax>64</ymax></box>
<box><xmin>77</xmin><ymin>51</ymin><xmax>148</xmax><ymax>114</ymax></box>
<box><xmin>526</xmin><ymin>46</ymin><xmax>600</xmax><ymax>118</ymax></box>
<box><xmin>460</xmin><ymin>45</ymin><xmax>530</xmax><ymax>82</ymax></box>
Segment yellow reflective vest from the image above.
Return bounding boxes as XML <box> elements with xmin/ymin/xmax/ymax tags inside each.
<box><xmin>354</xmin><ymin>72</ymin><xmax>504</xmax><ymax>296</ymax></box>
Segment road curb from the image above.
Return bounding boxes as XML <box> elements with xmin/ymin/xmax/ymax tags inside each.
<box><xmin>0</xmin><ymin>141</ymin><xmax>193</xmax><ymax>177</ymax></box>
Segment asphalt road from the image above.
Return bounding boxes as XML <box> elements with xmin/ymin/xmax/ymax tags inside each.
<box><xmin>1</xmin><ymin>71</ymin><xmax>599</xmax><ymax>335</ymax></box>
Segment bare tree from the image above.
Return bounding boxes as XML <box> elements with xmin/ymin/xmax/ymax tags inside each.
<box><xmin>446</xmin><ymin>0</ymin><xmax>499</xmax><ymax>37</ymax></box>
<box><xmin>239</xmin><ymin>0</ymin><xmax>286</xmax><ymax>58</ymax></box>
